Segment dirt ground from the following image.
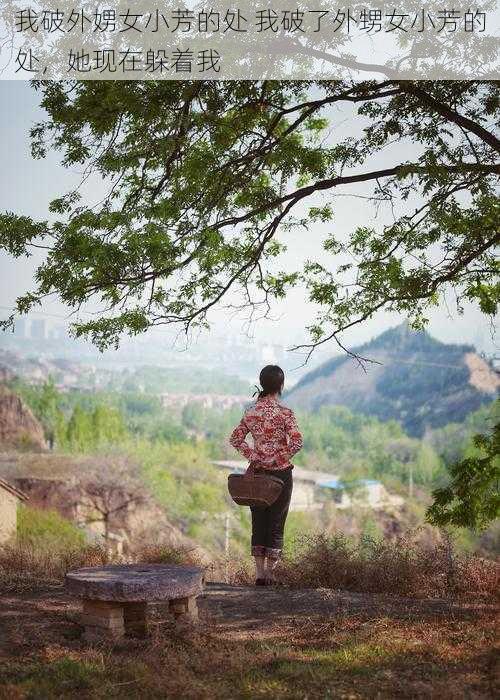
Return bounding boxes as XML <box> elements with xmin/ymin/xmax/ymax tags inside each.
<box><xmin>0</xmin><ymin>583</ymin><xmax>499</xmax><ymax>698</ymax></box>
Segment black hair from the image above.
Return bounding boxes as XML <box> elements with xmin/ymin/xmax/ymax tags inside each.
<box><xmin>253</xmin><ymin>365</ymin><xmax>285</xmax><ymax>399</ymax></box>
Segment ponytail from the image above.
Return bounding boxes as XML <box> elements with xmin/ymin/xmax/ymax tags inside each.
<box><xmin>252</xmin><ymin>365</ymin><xmax>285</xmax><ymax>399</ymax></box>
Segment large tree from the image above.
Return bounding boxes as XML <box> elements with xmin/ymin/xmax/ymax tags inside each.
<box><xmin>0</xmin><ymin>80</ymin><xmax>498</xmax><ymax>357</ymax></box>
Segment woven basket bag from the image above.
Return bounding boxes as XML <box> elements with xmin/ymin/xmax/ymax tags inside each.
<box><xmin>227</xmin><ymin>473</ymin><xmax>283</xmax><ymax>507</ymax></box>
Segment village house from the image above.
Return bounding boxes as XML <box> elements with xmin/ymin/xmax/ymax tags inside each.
<box><xmin>0</xmin><ymin>478</ymin><xmax>28</xmax><ymax>544</ymax></box>
<box><xmin>213</xmin><ymin>460</ymin><xmax>404</xmax><ymax>512</ymax></box>
<box><xmin>160</xmin><ymin>393</ymin><xmax>249</xmax><ymax>411</ymax></box>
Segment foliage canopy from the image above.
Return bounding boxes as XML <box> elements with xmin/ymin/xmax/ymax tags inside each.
<box><xmin>427</xmin><ymin>415</ymin><xmax>500</xmax><ymax>530</ymax></box>
<box><xmin>0</xmin><ymin>80</ymin><xmax>498</xmax><ymax>355</ymax></box>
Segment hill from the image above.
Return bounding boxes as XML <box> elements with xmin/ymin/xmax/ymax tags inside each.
<box><xmin>285</xmin><ymin>324</ymin><xmax>499</xmax><ymax>436</ymax></box>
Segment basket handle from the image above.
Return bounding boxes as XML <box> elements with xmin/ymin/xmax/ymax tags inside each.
<box><xmin>245</xmin><ymin>461</ymin><xmax>258</xmax><ymax>476</ymax></box>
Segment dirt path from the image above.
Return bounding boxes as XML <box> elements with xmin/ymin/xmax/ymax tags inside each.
<box><xmin>0</xmin><ymin>583</ymin><xmax>495</xmax><ymax>653</ymax></box>
<box><xmin>199</xmin><ymin>583</ymin><xmax>487</xmax><ymax>635</ymax></box>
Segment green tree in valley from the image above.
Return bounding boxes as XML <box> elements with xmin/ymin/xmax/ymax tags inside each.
<box><xmin>65</xmin><ymin>405</ymin><xmax>94</xmax><ymax>452</ymax></box>
<box><xmin>63</xmin><ymin>404</ymin><xmax>127</xmax><ymax>452</ymax></box>
<box><xmin>22</xmin><ymin>378</ymin><xmax>67</xmax><ymax>450</ymax></box>
<box><xmin>91</xmin><ymin>405</ymin><xmax>126</xmax><ymax>445</ymax></box>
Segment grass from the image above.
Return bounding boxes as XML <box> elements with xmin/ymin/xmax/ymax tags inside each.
<box><xmin>1</xmin><ymin>658</ymin><xmax>104</xmax><ymax>697</ymax></box>
<box><xmin>0</xmin><ymin>608</ymin><xmax>497</xmax><ymax>699</ymax></box>
<box><xmin>0</xmin><ymin>542</ymin><xmax>111</xmax><ymax>594</ymax></box>
<box><xmin>17</xmin><ymin>505</ymin><xmax>86</xmax><ymax>551</ymax></box>
<box><xmin>1</xmin><ymin>527</ymin><xmax>498</xmax><ymax>602</ymax></box>
<box><xmin>237</xmin><ymin>614</ymin><xmax>498</xmax><ymax>698</ymax></box>
<box><xmin>0</xmin><ymin>506</ymin><xmax>113</xmax><ymax>594</ymax></box>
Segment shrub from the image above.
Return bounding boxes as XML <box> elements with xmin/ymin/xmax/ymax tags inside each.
<box><xmin>134</xmin><ymin>543</ymin><xmax>202</xmax><ymax>567</ymax></box>
<box><xmin>0</xmin><ymin>542</ymin><xmax>110</xmax><ymax>594</ymax></box>
<box><xmin>17</xmin><ymin>505</ymin><xmax>86</xmax><ymax>552</ymax></box>
<box><xmin>279</xmin><ymin>532</ymin><xmax>499</xmax><ymax>601</ymax></box>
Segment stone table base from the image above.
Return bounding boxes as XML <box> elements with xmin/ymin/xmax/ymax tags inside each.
<box><xmin>169</xmin><ymin>595</ymin><xmax>199</xmax><ymax>622</ymax></box>
<box><xmin>80</xmin><ymin>595</ymin><xmax>199</xmax><ymax>641</ymax></box>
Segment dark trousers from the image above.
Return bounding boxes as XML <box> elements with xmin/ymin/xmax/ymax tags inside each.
<box><xmin>250</xmin><ymin>466</ymin><xmax>293</xmax><ymax>560</ymax></box>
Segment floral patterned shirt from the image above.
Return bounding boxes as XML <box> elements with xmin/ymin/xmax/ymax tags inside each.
<box><xmin>229</xmin><ymin>395</ymin><xmax>303</xmax><ymax>470</ymax></box>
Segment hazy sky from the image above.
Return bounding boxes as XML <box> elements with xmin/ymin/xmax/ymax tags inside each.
<box><xmin>0</xmin><ymin>82</ymin><xmax>497</xmax><ymax>362</ymax></box>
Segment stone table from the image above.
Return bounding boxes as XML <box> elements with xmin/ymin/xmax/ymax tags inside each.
<box><xmin>65</xmin><ymin>563</ymin><xmax>204</xmax><ymax>642</ymax></box>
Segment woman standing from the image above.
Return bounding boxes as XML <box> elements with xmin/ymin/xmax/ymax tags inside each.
<box><xmin>229</xmin><ymin>365</ymin><xmax>303</xmax><ymax>585</ymax></box>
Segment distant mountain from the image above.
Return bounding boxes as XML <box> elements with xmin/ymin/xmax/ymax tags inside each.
<box><xmin>285</xmin><ymin>324</ymin><xmax>499</xmax><ymax>436</ymax></box>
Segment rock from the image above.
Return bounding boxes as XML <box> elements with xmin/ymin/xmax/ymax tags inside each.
<box><xmin>0</xmin><ymin>455</ymin><xmax>211</xmax><ymax>564</ymax></box>
<box><xmin>0</xmin><ymin>387</ymin><xmax>47</xmax><ymax>452</ymax></box>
